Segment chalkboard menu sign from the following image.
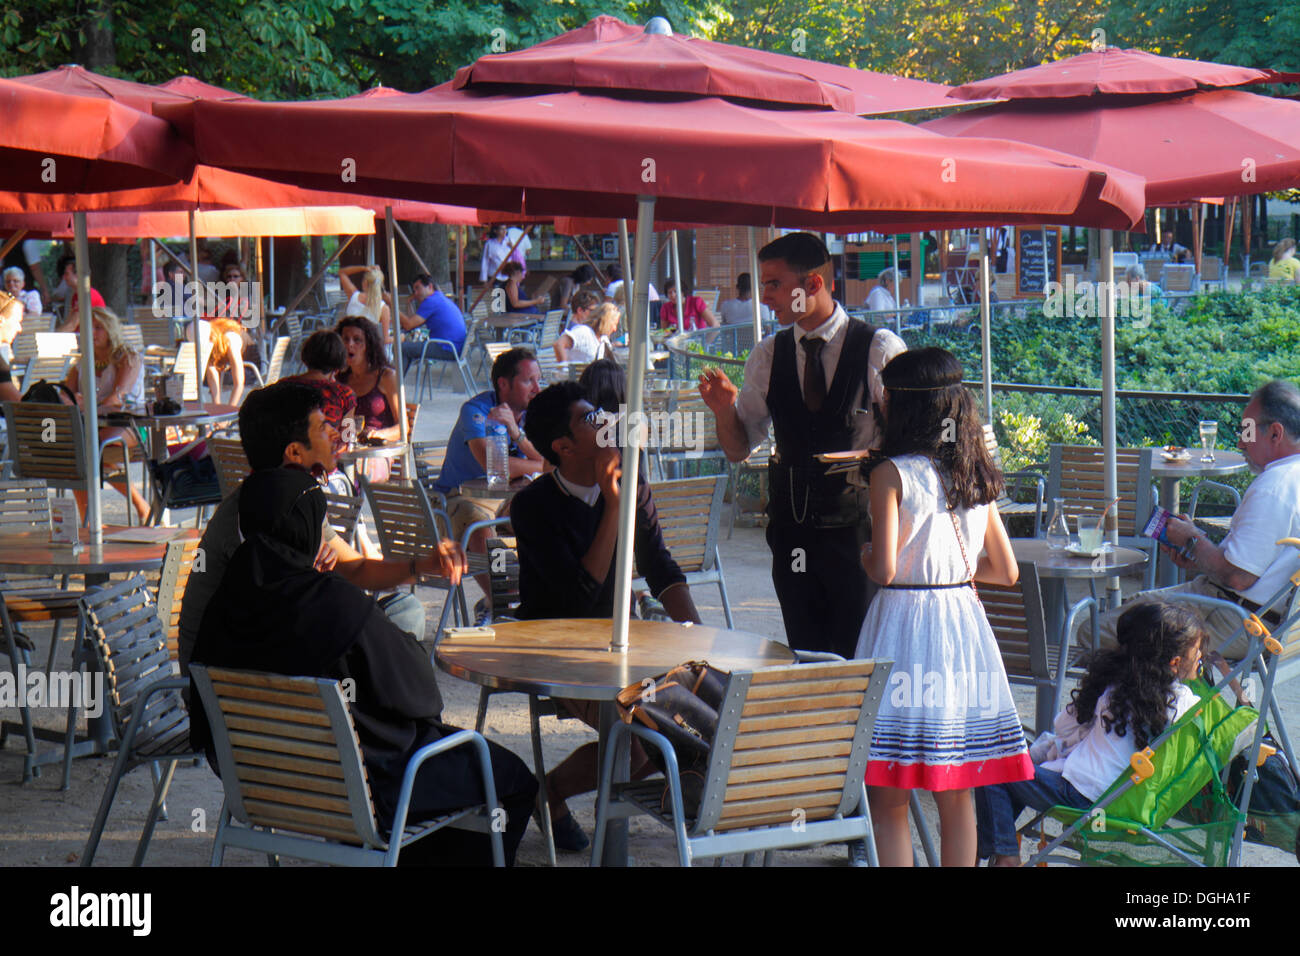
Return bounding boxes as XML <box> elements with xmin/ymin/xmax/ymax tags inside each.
<box><xmin>1015</xmin><ymin>227</ymin><xmax>1062</xmax><ymax>296</ymax></box>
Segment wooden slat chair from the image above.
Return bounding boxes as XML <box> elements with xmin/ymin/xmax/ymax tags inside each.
<box><xmin>0</xmin><ymin>479</ymin><xmax>88</xmax><ymax>781</ymax></box>
<box><xmin>79</xmin><ymin>575</ymin><xmax>196</xmax><ymax>866</ymax></box>
<box><xmin>648</xmin><ymin>387</ymin><xmax>727</xmax><ymax>480</ymax></box>
<box><xmin>640</xmin><ymin>476</ymin><xmax>734</xmax><ymax>627</ymax></box>
<box><xmin>1200</xmin><ymin>256</ymin><xmax>1225</xmax><ymax>289</ymax></box>
<box><xmin>36</xmin><ymin>331</ymin><xmax>78</xmax><ymax>357</ymax></box>
<box><xmin>2</xmin><ymin>402</ymin><xmax>135</xmax><ymax>523</ymax></box>
<box><xmin>173</xmin><ymin>341</ymin><xmax>200</xmax><ymax>401</ymax></box>
<box><xmin>361</xmin><ymin>478</ymin><xmax>462</xmax><ymax>641</ymax></box>
<box><xmin>534</xmin><ymin>351</ymin><xmax>577</xmax><ymax>385</ymax></box>
<box><xmin>409</xmin><ymin>440</ymin><xmax>449</xmax><ymax>509</ymax></box>
<box><xmin>1046</xmin><ymin>443</ymin><xmax>1157</xmax><ymax>587</ymax></box>
<box><xmin>119</xmin><ymin>324</ymin><xmax>144</xmax><ymax>353</ymax></box>
<box><xmin>386</xmin><ymin>404</ymin><xmax>421</xmax><ymax>482</ymax></box>
<box><xmin>18</xmin><ymin>354</ymin><xmax>73</xmax><ymax>393</ymax></box>
<box><xmin>1162</xmin><ymin>263</ymin><xmax>1196</xmax><ymax>293</ymax></box>
<box><xmin>245</xmin><ymin>335</ymin><xmax>290</xmax><ymax>389</ymax></box>
<box><xmin>979</xmin><ymin>560</ymin><xmax>1098</xmax><ymax>735</ymax></box>
<box><xmin>591</xmin><ymin>658</ymin><xmax>892</xmax><ymax>866</ymax></box>
<box><xmin>189</xmin><ymin>664</ymin><xmax>504</xmax><ymax>866</ymax></box>
<box><xmin>136</xmin><ymin>316</ymin><xmax>179</xmax><ymax>352</ymax></box>
<box><xmin>207</xmin><ymin>436</ymin><xmax>250</xmax><ymax>498</ymax></box>
<box><xmin>323</xmin><ymin>490</ymin><xmax>362</xmax><ymax>541</ymax></box>
<box><xmin>275</xmin><ymin>313</ymin><xmax>306</xmax><ymax>375</ymax></box>
<box><xmin>154</xmin><ymin>537</ymin><xmax>202</xmax><ymax>664</ymax></box>
<box><xmin>9</xmin><ymin>329</ymin><xmax>39</xmax><ymax>373</ymax></box>
<box><xmin>693</xmin><ymin>289</ymin><xmax>721</xmax><ymax>312</ymax></box>
<box><xmin>983</xmin><ymin>424</ymin><xmax>1047</xmax><ymax>534</ymax></box>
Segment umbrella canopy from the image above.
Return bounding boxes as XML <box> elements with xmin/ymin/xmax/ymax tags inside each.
<box><xmin>0</xmin><ymin>205</ymin><xmax>378</xmax><ymax>241</ymax></box>
<box><xmin>924</xmin><ymin>89</ymin><xmax>1300</xmax><ymax>204</ymax></box>
<box><xmin>158</xmin><ymin>87</ymin><xmax>1145</xmax><ymax>229</ymax></box>
<box><xmin>156</xmin><ymin>75</ymin><xmax>252</xmax><ymax>101</ymax></box>
<box><xmin>0</xmin><ymin>77</ymin><xmax>192</xmax><ymax>192</ymax></box>
<box><xmin>948</xmin><ymin>48</ymin><xmax>1273</xmax><ymax>101</ymax></box>
<box><xmin>10</xmin><ymin>64</ymin><xmax>198</xmax><ymax>112</ymax></box>
<box><xmin>453</xmin><ymin>15</ymin><xmax>957</xmax><ymax>115</ymax></box>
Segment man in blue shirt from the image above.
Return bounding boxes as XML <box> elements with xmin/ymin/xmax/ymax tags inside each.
<box><xmin>400</xmin><ymin>273</ymin><xmax>467</xmax><ymax>374</ymax></box>
<box><xmin>436</xmin><ymin>348</ymin><xmax>546</xmax><ymax>616</ymax></box>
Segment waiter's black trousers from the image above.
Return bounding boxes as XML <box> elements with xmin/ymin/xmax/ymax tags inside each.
<box><xmin>766</xmin><ymin>520</ymin><xmax>872</xmax><ymax>659</ymax></box>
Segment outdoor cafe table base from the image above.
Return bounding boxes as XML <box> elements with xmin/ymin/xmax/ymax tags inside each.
<box><xmin>436</xmin><ymin>618</ymin><xmax>794</xmax><ymax>866</ymax></box>
<box><xmin>1150</xmin><ymin>450</ymin><xmax>1247</xmax><ymax>587</ymax></box>
<box><xmin>0</xmin><ymin>525</ymin><xmax>199</xmax><ymax>784</ymax></box>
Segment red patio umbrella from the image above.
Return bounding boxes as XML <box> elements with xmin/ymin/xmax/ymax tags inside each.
<box><xmin>924</xmin><ymin>90</ymin><xmax>1300</xmax><ymax>204</ymax></box>
<box><xmin>453</xmin><ymin>14</ymin><xmax>958</xmax><ymax>115</ymax></box>
<box><xmin>0</xmin><ymin>77</ymin><xmax>191</xmax><ymax>192</ymax></box>
<box><xmin>157</xmin><ymin>87</ymin><xmax>1144</xmax><ymax>229</ymax></box>
<box><xmin>947</xmin><ymin>48</ymin><xmax>1273</xmax><ymax>101</ymax></box>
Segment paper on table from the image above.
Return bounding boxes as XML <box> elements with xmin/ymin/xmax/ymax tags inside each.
<box><xmin>103</xmin><ymin>527</ymin><xmax>191</xmax><ymax>544</ymax></box>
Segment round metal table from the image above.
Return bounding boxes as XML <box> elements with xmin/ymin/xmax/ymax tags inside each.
<box><xmin>0</xmin><ymin>525</ymin><xmax>200</xmax><ymax>780</ymax></box>
<box><xmin>455</xmin><ymin>475</ymin><xmax>536</xmax><ymax>501</ymax></box>
<box><xmin>437</xmin><ymin>618</ymin><xmax>794</xmax><ymax>865</ymax></box>
<box><xmin>337</xmin><ymin>440</ymin><xmax>408</xmax><ymax>484</ymax></box>
<box><xmin>1150</xmin><ymin>449</ymin><xmax>1248</xmax><ymax>586</ymax></box>
<box><xmin>1010</xmin><ymin>538</ymin><xmax>1149</xmax><ymax>730</ymax></box>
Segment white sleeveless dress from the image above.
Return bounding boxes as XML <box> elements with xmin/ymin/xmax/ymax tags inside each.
<box><xmin>854</xmin><ymin>454</ymin><xmax>1032</xmax><ymax>791</ymax></box>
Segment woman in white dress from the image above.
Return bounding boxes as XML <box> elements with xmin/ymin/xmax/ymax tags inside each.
<box><xmin>553</xmin><ymin>302</ymin><xmax>618</xmax><ymax>365</ymax></box>
<box><xmin>856</xmin><ymin>347</ymin><xmax>1030</xmax><ymax>866</ymax></box>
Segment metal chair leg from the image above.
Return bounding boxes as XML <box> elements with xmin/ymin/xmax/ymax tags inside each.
<box><xmin>474</xmin><ymin>687</ymin><xmax>492</xmax><ymax>733</ymax></box>
<box><xmin>529</xmin><ymin>695</ymin><xmax>557</xmax><ymax>866</ymax></box>
<box><xmin>132</xmin><ymin>759</ymin><xmax>179</xmax><ymax>866</ymax></box>
<box><xmin>910</xmin><ymin>792</ymin><xmax>939</xmax><ymax>866</ymax></box>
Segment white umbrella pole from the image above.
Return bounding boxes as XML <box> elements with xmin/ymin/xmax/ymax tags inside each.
<box><xmin>385</xmin><ymin>207</ymin><xmax>410</xmax><ymax>473</ymax></box>
<box><xmin>617</xmin><ymin>219</ymin><xmax>634</xmax><ymax>325</ymax></box>
<box><xmin>268</xmin><ymin>237</ymin><xmax>276</xmax><ymax>311</ymax></box>
<box><xmin>74</xmin><ymin>213</ymin><xmax>102</xmax><ymax>546</ymax></box>
<box><xmin>747</xmin><ymin>226</ymin><xmax>761</xmax><ymax>344</ymax></box>
<box><xmin>979</xmin><ymin>230</ymin><xmax>993</xmax><ymax>425</ymax></box>
<box><xmin>1100</xmin><ymin>229</ymin><xmax>1120</xmax><ymax>606</ymax></box>
<box><xmin>189</xmin><ymin>212</ymin><xmax>202</xmax><ymax>403</ymax></box>
<box><xmin>611</xmin><ymin>196</ymin><xmax>656</xmax><ymax>652</ymax></box>
<box><xmin>670</xmin><ymin>232</ymin><xmax>684</xmax><ymax>333</ymax></box>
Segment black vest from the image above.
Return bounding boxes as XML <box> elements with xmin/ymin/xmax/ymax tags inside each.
<box><xmin>766</xmin><ymin>318</ymin><xmax>877</xmax><ymax>527</ymax></box>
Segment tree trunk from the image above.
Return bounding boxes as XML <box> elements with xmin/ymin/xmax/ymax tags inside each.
<box><xmin>81</xmin><ymin>3</ymin><xmax>129</xmax><ymax>313</ymax></box>
<box><xmin>393</xmin><ymin>221</ymin><xmax>448</xmax><ymax>285</ymax></box>
<box><xmin>272</xmin><ymin>237</ymin><xmax>306</xmax><ymax>311</ymax></box>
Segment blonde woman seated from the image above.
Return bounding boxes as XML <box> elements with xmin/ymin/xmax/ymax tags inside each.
<box><xmin>553</xmin><ymin>302</ymin><xmax>618</xmax><ymax>365</ymax></box>
<box><xmin>63</xmin><ymin>307</ymin><xmax>151</xmax><ymax>523</ymax></box>
<box><xmin>340</xmin><ymin>264</ymin><xmax>392</xmax><ymax>347</ymax></box>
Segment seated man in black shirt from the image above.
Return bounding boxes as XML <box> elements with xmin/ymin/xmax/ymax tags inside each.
<box><xmin>511</xmin><ymin>382</ymin><xmax>701</xmax><ymax>851</ymax></box>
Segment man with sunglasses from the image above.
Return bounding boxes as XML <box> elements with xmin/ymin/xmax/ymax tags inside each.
<box><xmin>699</xmin><ymin>232</ymin><xmax>905</xmax><ymax>660</ymax></box>
<box><xmin>511</xmin><ymin>381</ymin><xmax>700</xmax><ymax>851</ymax></box>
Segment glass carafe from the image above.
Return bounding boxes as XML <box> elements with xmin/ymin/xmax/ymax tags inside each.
<box><xmin>1046</xmin><ymin>498</ymin><xmax>1072</xmax><ymax>551</ymax></box>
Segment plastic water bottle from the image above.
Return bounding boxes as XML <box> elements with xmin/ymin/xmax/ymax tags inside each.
<box><xmin>1046</xmin><ymin>497</ymin><xmax>1071</xmax><ymax>551</ymax></box>
<box><xmin>485</xmin><ymin>424</ymin><xmax>510</xmax><ymax>486</ymax></box>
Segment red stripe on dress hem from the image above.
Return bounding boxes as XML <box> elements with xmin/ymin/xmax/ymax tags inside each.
<box><xmin>865</xmin><ymin>753</ymin><xmax>1034</xmax><ymax>791</ymax></box>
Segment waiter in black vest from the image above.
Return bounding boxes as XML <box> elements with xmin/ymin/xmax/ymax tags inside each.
<box><xmin>700</xmin><ymin>233</ymin><xmax>906</xmax><ymax>658</ymax></box>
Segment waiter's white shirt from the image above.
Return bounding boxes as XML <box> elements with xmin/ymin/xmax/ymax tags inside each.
<box><xmin>732</xmin><ymin>304</ymin><xmax>906</xmax><ymax>455</ymax></box>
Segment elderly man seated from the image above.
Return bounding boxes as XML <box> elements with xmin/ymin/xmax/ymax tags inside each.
<box><xmin>178</xmin><ymin>381</ymin><xmax>463</xmax><ymax>672</ymax></box>
<box><xmin>510</xmin><ymin>381</ymin><xmax>701</xmax><ymax>852</ymax></box>
<box><xmin>1088</xmin><ymin>380</ymin><xmax>1300</xmax><ymax>658</ymax></box>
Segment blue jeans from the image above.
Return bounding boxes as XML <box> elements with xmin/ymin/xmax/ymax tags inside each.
<box><xmin>401</xmin><ymin>339</ymin><xmax>459</xmax><ymax>375</ymax></box>
<box><xmin>378</xmin><ymin>591</ymin><xmax>427</xmax><ymax>641</ymax></box>
<box><xmin>974</xmin><ymin>765</ymin><xmax>1091</xmax><ymax>859</ymax></box>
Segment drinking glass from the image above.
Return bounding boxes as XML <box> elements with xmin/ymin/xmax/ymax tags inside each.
<box><xmin>1198</xmin><ymin>420</ymin><xmax>1218</xmax><ymax>463</ymax></box>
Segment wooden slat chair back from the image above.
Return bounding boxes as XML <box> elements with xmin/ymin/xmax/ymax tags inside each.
<box><xmin>361</xmin><ymin>478</ymin><xmax>461</xmax><ymax>640</ymax></box>
<box><xmin>119</xmin><ymin>325</ymin><xmax>145</xmax><ymax>353</ymax></box>
<box><xmin>1047</xmin><ymin>444</ymin><xmax>1155</xmax><ymax>584</ymax></box>
<box><xmin>693</xmin><ymin>289</ymin><xmax>721</xmax><ymax>312</ymax></box>
<box><xmin>20</xmin><ymin>355</ymin><xmax>73</xmax><ymax>391</ymax></box>
<box><xmin>246</xmin><ymin>335</ymin><xmax>290</xmax><ymax>389</ymax></box>
<box><xmin>173</xmin><ymin>341</ymin><xmax>199</xmax><ymax>401</ymax></box>
<box><xmin>483</xmin><ymin>341</ymin><xmax>511</xmax><ymax>367</ymax></box>
<box><xmin>207</xmin><ymin>436</ymin><xmax>250</xmax><ymax>498</ymax></box>
<box><xmin>1162</xmin><ymin>264</ymin><xmax>1196</xmax><ymax>292</ymax></box>
<box><xmin>485</xmin><ymin>535</ymin><xmax>520</xmax><ymax>618</ymax></box>
<box><xmin>189</xmin><ymin>664</ymin><xmax>503</xmax><ymax>866</ymax></box>
<box><xmin>154</xmin><ymin>537</ymin><xmax>202</xmax><ymax>663</ymax></box>
<box><xmin>136</xmin><ymin>316</ymin><xmax>178</xmax><ymax>351</ymax></box>
<box><xmin>647</xmin><ymin>387</ymin><xmax>724</xmax><ymax>480</ymax></box>
<box><xmin>983</xmin><ymin>424</ymin><xmax>1046</xmax><ymax>532</ymax></box>
<box><xmin>641</xmin><ymin>476</ymin><xmax>734</xmax><ymax>627</ymax></box>
<box><xmin>36</xmin><ymin>332</ymin><xmax>78</xmax><ymax>357</ymax></box>
<box><xmin>78</xmin><ymin>575</ymin><xmax>195</xmax><ymax>865</ymax></box>
<box><xmin>409</xmin><ymin>440</ymin><xmax>449</xmax><ymax>507</ymax></box>
<box><xmin>592</xmin><ymin>659</ymin><xmax>892</xmax><ymax>865</ymax></box>
<box><xmin>1200</xmin><ymin>256</ymin><xmax>1224</xmax><ymax>283</ymax></box>
<box><xmin>538</xmin><ymin>310</ymin><xmax>565</xmax><ymax>348</ymax></box>
<box><xmin>385</xmin><ymin>404</ymin><xmax>420</xmax><ymax>481</ymax></box>
<box><xmin>323</xmin><ymin>491</ymin><xmax>362</xmax><ymax>541</ymax></box>
<box><xmin>9</xmin><ymin>329</ymin><xmax>39</xmax><ymax>369</ymax></box>
<box><xmin>3</xmin><ymin>402</ymin><xmax>89</xmax><ymax>490</ymax></box>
